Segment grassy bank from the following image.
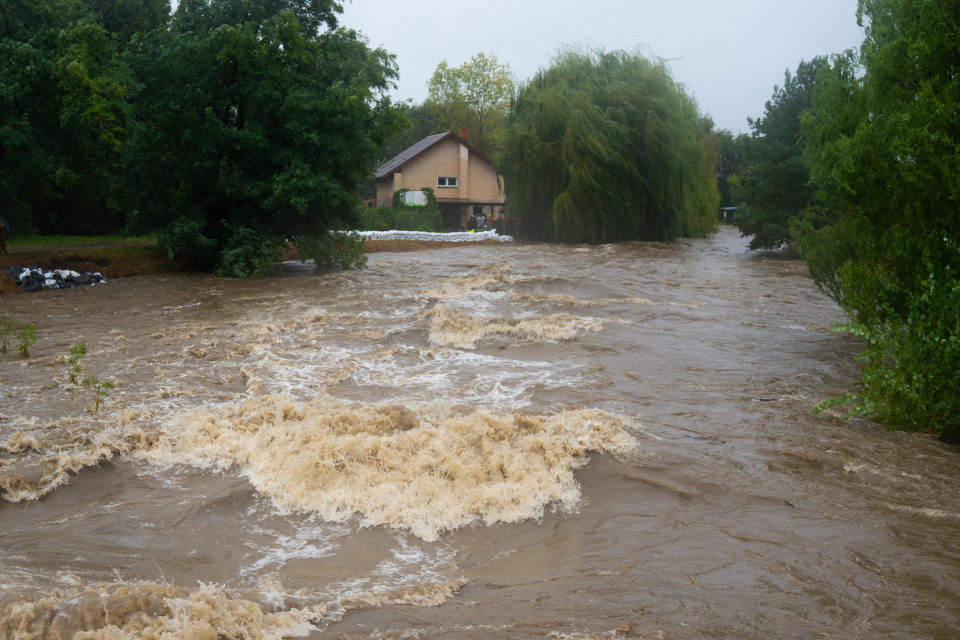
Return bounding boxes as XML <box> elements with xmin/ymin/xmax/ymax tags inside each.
<box><xmin>0</xmin><ymin>236</ymin><xmax>179</xmax><ymax>295</ymax></box>
<box><xmin>0</xmin><ymin>236</ymin><xmax>509</xmax><ymax>294</ymax></box>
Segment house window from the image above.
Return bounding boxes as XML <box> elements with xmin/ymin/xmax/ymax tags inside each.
<box><xmin>437</xmin><ymin>176</ymin><xmax>458</xmax><ymax>188</ymax></box>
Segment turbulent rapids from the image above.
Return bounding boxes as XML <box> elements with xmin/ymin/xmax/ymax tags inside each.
<box><xmin>1</xmin><ymin>228</ymin><xmax>959</xmax><ymax>639</ymax></box>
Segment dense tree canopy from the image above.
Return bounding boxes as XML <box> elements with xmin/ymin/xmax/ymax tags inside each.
<box><xmin>795</xmin><ymin>0</ymin><xmax>960</xmax><ymax>439</ymax></box>
<box><xmin>713</xmin><ymin>129</ymin><xmax>747</xmax><ymax>209</ymax></box>
<box><xmin>502</xmin><ymin>48</ymin><xmax>719</xmax><ymax>244</ymax></box>
<box><xmin>424</xmin><ymin>52</ymin><xmax>514</xmax><ymax>160</ymax></box>
<box><xmin>0</xmin><ymin>0</ymin><xmax>135</xmax><ymax>235</ymax></box>
<box><xmin>0</xmin><ymin>0</ymin><xmax>405</xmax><ymax>274</ymax></box>
<box><xmin>732</xmin><ymin>58</ymin><xmax>827</xmax><ymax>250</ymax></box>
<box><xmin>126</xmin><ymin>0</ymin><xmax>405</xmax><ymax>273</ymax></box>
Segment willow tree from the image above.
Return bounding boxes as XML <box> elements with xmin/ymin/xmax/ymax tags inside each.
<box><xmin>502</xmin><ymin>48</ymin><xmax>719</xmax><ymax>243</ymax></box>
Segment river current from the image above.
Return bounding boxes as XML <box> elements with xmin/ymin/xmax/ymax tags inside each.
<box><xmin>1</xmin><ymin>227</ymin><xmax>958</xmax><ymax>639</ymax></box>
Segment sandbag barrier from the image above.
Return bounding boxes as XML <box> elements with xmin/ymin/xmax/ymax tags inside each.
<box><xmin>354</xmin><ymin>230</ymin><xmax>513</xmax><ymax>243</ymax></box>
<box><xmin>2</xmin><ymin>267</ymin><xmax>106</xmax><ymax>292</ymax></box>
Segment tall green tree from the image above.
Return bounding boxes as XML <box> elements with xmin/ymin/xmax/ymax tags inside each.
<box><xmin>123</xmin><ymin>0</ymin><xmax>406</xmax><ymax>274</ymax></box>
<box><xmin>502</xmin><ymin>47</ymin><xmax>719</xmax><ymax>244</ymax></box>
<box><xmin>0</xmin><ymin>0</ymin><xmax>133</xmax><ymax>235</ymax></box>
<box><xmin>424</xmin><ymin>52</ymin><xmax>514</xmax><ymax>160</ymax></box>
<box><xmin>81</xmin><ymin>0</ymin><xmax>170</xmax><ymax>45</ymax></box>
<box><xmin>732</xmin><ymin>57</ymin><xmax>827</xmax><ymax>250</ymax></box>
<box><xmin>795</xmin><ymin>0</ymin><xmax>960</xmax><ymax>440</ymax></box>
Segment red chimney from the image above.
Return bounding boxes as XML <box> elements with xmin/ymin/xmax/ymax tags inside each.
<box><xmin>459</xmin><ymin>128</ymin><xmax>469</xmax><ymax>141</ymax></box>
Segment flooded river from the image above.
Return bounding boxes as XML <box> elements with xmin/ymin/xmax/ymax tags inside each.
<box><xmin>1</xmin><ymin>227</ymin><xmax>958</xmax><ymax>639</ymax></box>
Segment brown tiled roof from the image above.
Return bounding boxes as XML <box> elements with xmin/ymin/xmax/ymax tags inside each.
<box><xmin>375</xmin><ymin>132</ymin><xmax>494</xmax><ymax>180</ymax></box>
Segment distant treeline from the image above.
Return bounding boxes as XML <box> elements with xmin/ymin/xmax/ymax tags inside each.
<box><xmin>0</xmin><ymin>0</ymin><xmax>405</xmax><ymax>275</ymax></box>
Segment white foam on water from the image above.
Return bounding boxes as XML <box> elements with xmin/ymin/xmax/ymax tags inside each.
<box><xmin>137</xmin><ymin>396</ymin><xmax>640</xmax><ymax>542</ymax></box>
<box><xmin>242</xmin><ymin>524</ymin><xmax>347</xmax><ymax>576</ymax></box>
<box><xmin>323</xmin><ymin>538</ymin><xmax>463</xmax><ymax>613</ymax></box>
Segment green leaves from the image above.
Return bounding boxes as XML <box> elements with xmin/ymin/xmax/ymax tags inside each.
<box><xmin>502</xmin><ymin>47</ymin><xmax>719</xmax><ymax>244</ymax></box>
<box><xmin>123</xmin><ymin>0</ymin><xmax>404</xmax><ymax>275</ymax></box>
<box><xmin>733</xmin><ymin>57</ymin><xmax>828</xmax><ymax>250</ymax></box>
<box><xmin>795</xmin><ymin>0</ymin><xmax>960</xmax><ymax>440</ymax></box>
<box><xmin>1</xmin><ymin>0</ymin><xmax>403</xmax><ymax>275</ymax></box>
<box><xmin>425</xmin><ymin>52</ymin><xmax>514</xmax><ymax>160</ymax></box>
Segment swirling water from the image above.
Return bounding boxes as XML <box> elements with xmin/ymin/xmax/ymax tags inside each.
<box><xmin>1</xmin><ymin>227</ymin><xmax>958</xmax><ymax>639</ymax></box>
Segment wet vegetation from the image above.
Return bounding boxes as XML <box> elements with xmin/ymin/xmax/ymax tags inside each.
<box><xmin>502</xmin><ymin>48</ymin><xmax>720</xmax><ymax>243</ymax></box>
<box><xmin>730</xmin><ymin>0</ymin><xmax>960</xmax><ymax>441</ymax></box>
<box><xmin>0</xmin><ymin>0</ymin><xmax>405</xmax><ymax>277</ymax></box>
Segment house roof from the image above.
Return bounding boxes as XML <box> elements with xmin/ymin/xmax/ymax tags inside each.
<box><xmin>375</xmin><ymin>131</ymin><xmax>493</xmax><ymax>180</ymax></box>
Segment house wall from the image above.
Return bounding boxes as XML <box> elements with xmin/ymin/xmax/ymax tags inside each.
<box><xmin>375</xmin><ymin>138</ymin><xmax>503</xmax><ymax>206</ymax></box>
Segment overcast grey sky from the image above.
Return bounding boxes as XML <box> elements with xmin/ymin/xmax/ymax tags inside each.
<box><xmin>339</xmin><ymin>0</ymin><xmax>865</xmax><ymax>133</ymax></box>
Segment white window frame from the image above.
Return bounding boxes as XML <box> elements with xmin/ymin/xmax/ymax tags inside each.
<box><xmin>437</xmin><ymin>176</ymin><xmax>459</xmax><ymax>188</ymax></box>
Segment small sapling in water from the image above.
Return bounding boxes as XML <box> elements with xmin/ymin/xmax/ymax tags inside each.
<box><xmin>16</xmin><ymin>323</ymin><xmax>36</xmax><ymax>358</ymax></box>
<box><xmin>0</xmin><ymin>319</ymin><xmax>13</xmax><ymax>354</ymax></box>
<box><xmin>67</xmin><ymin>342</ymin><xmax>87</xmax><ymax>385</ymax></box>
<box><xmin>83</xmin><ymin>375</ymin><xmax>115</xmax><ymax>416</ymax></box>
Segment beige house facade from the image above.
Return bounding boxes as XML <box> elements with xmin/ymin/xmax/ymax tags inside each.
<box><xmin>374</xmin><ymin>131</ymin><xmax>504</xmax><ymax>230</ymax></box>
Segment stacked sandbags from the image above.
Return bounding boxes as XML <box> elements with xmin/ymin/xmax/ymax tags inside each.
<box><xmin>353</xmin><ymin>230</ymin><xmax>513</xmax><ymax>243</ymax></box>
<box><xmin>2</xmin><ymin>267</ymin><xmax>105</xmax><ymax>292</ymax></box>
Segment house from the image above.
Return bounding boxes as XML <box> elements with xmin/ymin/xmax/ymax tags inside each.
<box><xmin>374</xmin><ymin>130</ymin><xmax>505</xmax><ymax>230</ymax></box>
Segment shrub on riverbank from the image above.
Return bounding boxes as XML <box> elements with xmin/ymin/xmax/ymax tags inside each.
<box><xmin>793</xmin><ymin>0</ymin><xmax>960</xmax><ymax>442</ymax></box>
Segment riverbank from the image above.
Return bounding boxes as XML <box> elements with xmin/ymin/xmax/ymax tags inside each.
<box><xmin>0</xmin><ymin>239</ymin><xmax>178</xmax><ymax>295</ymax></box>
<box><xmin>0</xmin><ymin>234</ymin><xmax>511</xmax><ymax>294</ymax></box>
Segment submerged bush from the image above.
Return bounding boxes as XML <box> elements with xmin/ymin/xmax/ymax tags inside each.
<box><xmin>297</xmin><ymin>231</ymin><xmax>367</xmax><ymax>273</ymax></box>
<box><xmin>215</xmin><ymin>227</ymin><xmax>282</xmax><ymax>279</ymax></box>
<box><xmin>816</xmin><ymin>237</ymin><xmax>960</xmax><ymax>442</ymax></box>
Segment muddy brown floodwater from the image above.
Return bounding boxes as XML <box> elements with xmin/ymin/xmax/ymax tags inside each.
<box><xmin>1</xmin><ymin>227</ymin><xmax>958</xmax><ymax>639</ymax></box>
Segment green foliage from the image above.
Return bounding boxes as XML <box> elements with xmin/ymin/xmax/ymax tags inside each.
<box><xmin>714</xmin><ymin>130</ymin><xmax>748</xmax><ymax>209</ymax></box>
<box><xmin>502</xmin><ymin>47</ymin><xmax>719</xmax><ymax>244</ymax></box>
<box><xmin>733</xmin><ymin>58</ymin><xmax>828</xmax><ymax>250</ymax></box>
<box><xmin>390</xmin><ymin>188</ymin><xmax>442</xmax><ymax>232</ymax></box>
<box><xmin>359</xmin><ymin>206</ymin><xmax>394</xmax><ymax>231</ymax></box>
<box><xmin>157</xmin><ymin>217</ymin><xmax>217</xmax><ymax>271</ymax></box>
<box><xmin>0</xmin><ymin>319</ymin><xmax>14</xmax><ymax>354</ymax></box>
<box><xmin>425</xmin><ymin>53</ymin><xmax>515</xmax><ymax>161</ymax></box>
<box><xmin>0</xmin><ymin>0</ymin><xmax>135</xmax><ymax>235</ymax></box>
<box><xmin>297</xmin><ymin>231</ymin><xmax>367</xmax><ymax>273</ymax></box>
<box><xmin>0</xmin><ymin>0</ymin><xmax>403</xmax><ymax>273</ymax></box>
<box><xmin>16</xmin><ymin>323</ymin><xmax>37</xmax><ymax>358</ymax></box>
<box><xmin>83</xmin><ymin>374</ymin><xmax>114</xmax><ymax>416</ymax></box>
<box><xmin>80</xmin><ymin>0</ymin><xmax>170</xmax><ymax>45</ymax></box>
<box><xmin>214</xmin><ymin>227</ymin><xmax>282</xmax><ymax>278</ymax></box>
<box><xmin>815</xmin><ymin>238</ymin><xmax>960</xmax><ymax>441</ymax></box>
<box><xmin>797</xmin><ymin>0</ymin><xmax>960</xmax><ymax>440</ymax></box>
<box><xmin>68</xmin><ymin>342</ymin><xmax>88</xmax><ymax>385</ymax></box>
<box><xmin>123</xmin><ymin>0</ymin><xmax>405</xmax><ymax>273</ymax></box>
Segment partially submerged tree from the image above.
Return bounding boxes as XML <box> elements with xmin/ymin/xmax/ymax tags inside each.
<box><xmin>502</xmin><ymin>47</ymin><xmax>719</xmax><ymax>243</ymax></box>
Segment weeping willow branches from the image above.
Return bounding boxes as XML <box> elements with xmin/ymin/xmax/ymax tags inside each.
<box><xmin>502</xmin><ymin>48</ymin><xmax>719</xmax><ymax>243</ymax></box>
